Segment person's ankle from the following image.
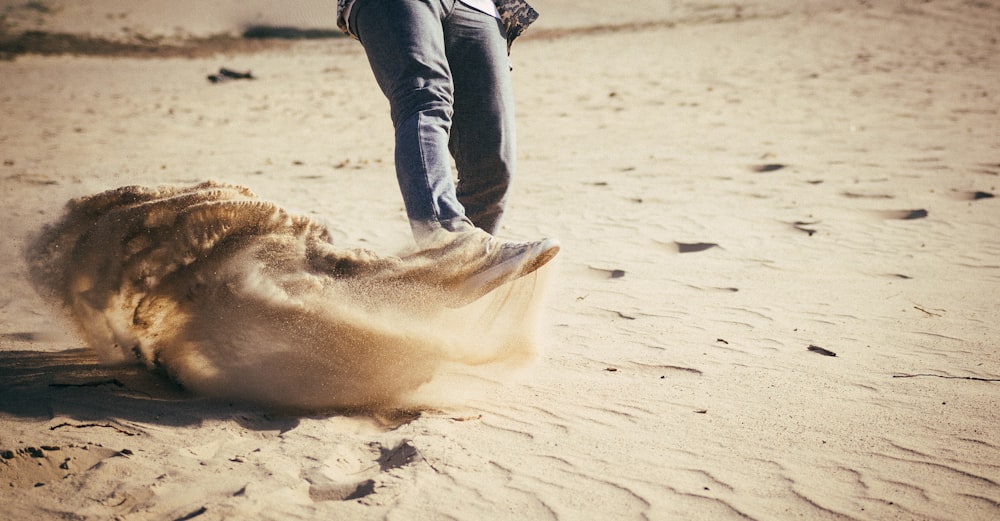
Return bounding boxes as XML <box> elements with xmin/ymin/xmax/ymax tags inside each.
<box><xmin>411</xmin><ymin>218</ymin><xmax>480</xmax><ymax>249</ymax></box>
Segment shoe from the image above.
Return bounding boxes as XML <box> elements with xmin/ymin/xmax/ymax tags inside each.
<box><xmin>455</xmin><ymin>236</ymin><xmax>560</xmax><ymax>304</ymax></box>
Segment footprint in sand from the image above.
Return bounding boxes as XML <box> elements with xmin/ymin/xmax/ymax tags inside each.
<box><xmin>588</xmin><ymin>266</ymin><xmax>626</xmax><ymax>279</ymax></box>
<box><xmin>751</xmin><ymin>163</ymin><xmax>788</xmax><ymax>173</ymax></box>
<box><xmin>674</xmin><ymin>241</ymin><xmax>720</xmax><ymax>253</ymax></box>
<box><xmin>303</xmin><ymin>439</ymin><xmax>420</xmax><ymax>502</ymax></box>
<box><xmin>878</xmin><ymin>209</ymin><xmax>929</xmax><ymax>220</ymax></box>
<box><xmin>959</xmin><ymin>190</ymin><xmax>995</xmax><ymax>201</ymax></box>
<box><xmin>0</xmin><ymin>444</ymin><xmax>120</xmax><ymax>488</ymax></box>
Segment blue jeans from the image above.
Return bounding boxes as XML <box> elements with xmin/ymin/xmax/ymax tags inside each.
<box><xmin>350</xmin><ymin>0</ymin><xmax>516</xmax><ymax>244</ymax></box>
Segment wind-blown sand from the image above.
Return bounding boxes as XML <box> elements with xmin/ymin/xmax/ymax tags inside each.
<box><xmin>2</xmin><ymin>0</ymin><xmax>999</xmax><ymax>519</ymax></box>
<box><xmin>25</xmin><ymin>180</ymin><xmax>549</xmax><ymax>410</ymax></box>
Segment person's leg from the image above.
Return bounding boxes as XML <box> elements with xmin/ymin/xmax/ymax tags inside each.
<box><xmin>350</xmin><ymin>0</ymin><xmax>474</xmax><ymax>245</ymax></box>
<box><xmin>349</xmin><ymin>0</ymin><xmax>560</xmax><ymax>301</ymax></box>
<box><xmin>445</xmin><ymin>3</ymin><xmax>516</xmax><ymax>235</ymax></box>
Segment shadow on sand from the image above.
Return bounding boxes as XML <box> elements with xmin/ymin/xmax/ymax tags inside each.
<box><xmin>0</xmin><ymin>348</ymin><xmax>422</xmax><ymax>432</ymax></box>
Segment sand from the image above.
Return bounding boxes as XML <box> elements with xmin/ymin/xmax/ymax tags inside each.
<box><xmin>2</xmin><ymin>0</ymin><xmax>999</xmax><ymax>519</ymax></box>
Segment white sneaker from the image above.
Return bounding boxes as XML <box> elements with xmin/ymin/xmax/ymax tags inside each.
<box><xmin>455</xmin><ymin>236</ymin><xmax>560</xmax><ymax>304</ymax></box>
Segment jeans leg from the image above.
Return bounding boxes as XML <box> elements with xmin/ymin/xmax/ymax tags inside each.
<box><xmin>446</xmin><ymin>4</ymin><xmax>515</xmax><ymax>235</ymax></box>
<box><xmin>351</xmin><ymin>0</ymin><xmax>473</xmax><ymax>243</ymax></box>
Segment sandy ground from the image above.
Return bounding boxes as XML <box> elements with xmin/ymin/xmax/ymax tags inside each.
<box><xmin>2</xmin><ymin>0</ymin><xmax>999</xmax><ymax>519</ymax></box>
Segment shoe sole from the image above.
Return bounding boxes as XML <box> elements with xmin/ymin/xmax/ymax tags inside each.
<box><xmin>456</xmin><ymin>238</ymin><xmax>560</xmax><ymax>305</ymax></box>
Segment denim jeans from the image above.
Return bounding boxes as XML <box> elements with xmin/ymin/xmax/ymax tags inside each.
<box><xmin>349</xmin><ymin>0</ymin><xmax>516</xmax><ymax>245</ymax></box>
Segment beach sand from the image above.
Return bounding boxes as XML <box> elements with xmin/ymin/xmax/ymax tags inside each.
<box><xmin>2</xmin><ymin>0</ymin><xmax>999</xmax><ymax>519</ymax></box>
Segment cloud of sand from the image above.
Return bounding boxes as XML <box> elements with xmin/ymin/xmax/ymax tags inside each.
<box><xmin>25</xmin><ymin>181</ymin><xmax>549</xmax><ymax>411</ymax></box>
